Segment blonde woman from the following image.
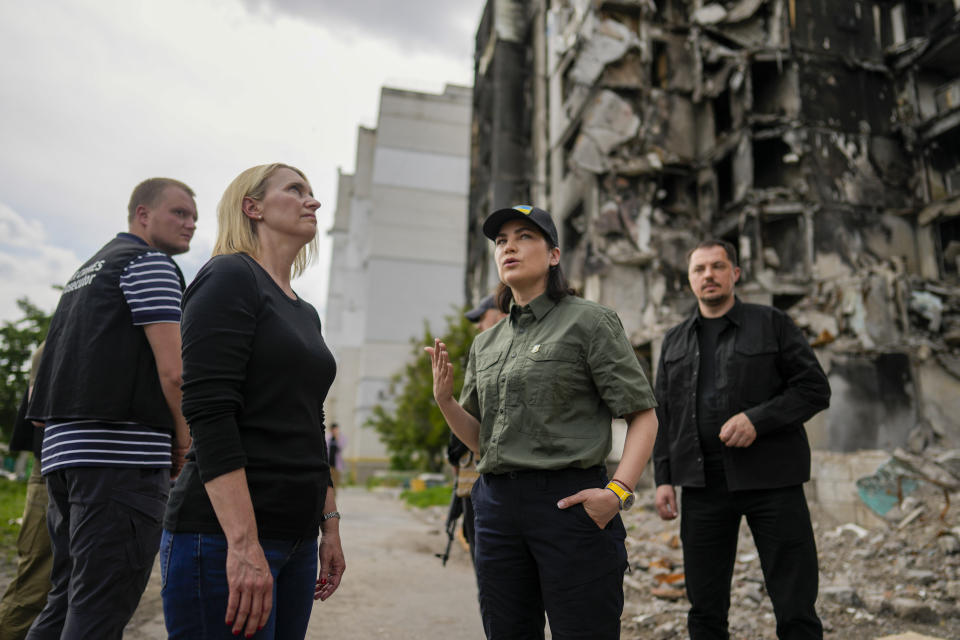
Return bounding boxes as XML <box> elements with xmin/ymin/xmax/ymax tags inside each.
<box><xmin>161</xmin><ymin>164</ymin><xmax>344</xmax><ymax>639</ymax></box>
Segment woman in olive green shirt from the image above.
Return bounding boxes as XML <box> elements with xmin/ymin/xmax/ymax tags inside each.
<box><xmin>428</xmin><ymin>205</ymin><xmax>659</xmax><ymax>639</ymax></box>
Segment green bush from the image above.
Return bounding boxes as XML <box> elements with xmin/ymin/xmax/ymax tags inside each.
<box><xmin>365</xmin><ymin>470</ymin><xmax>418</xmax><ymax>490</ymax></box>
<box><xmin>366</xmin><ymin>312</ymin><xmax>476</xmax><ymax>472</ymax></box>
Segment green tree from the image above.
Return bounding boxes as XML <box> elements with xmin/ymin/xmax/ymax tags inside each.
<box><xmin>367</xmin><ymin>311</ymin><xmax>476</xmax><ymax>471</ymax></box>
<box><xmin>0</xmin><ymin>298</ymin><xmax>53</xmax><ymax>441</ymax></box>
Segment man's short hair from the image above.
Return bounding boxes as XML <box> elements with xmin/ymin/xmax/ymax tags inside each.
<box><xmin>687</xmin><ymin>239</ymin><xmax>739</xmax><ymax>267</ymax></box>
<box><xmin>127</xmin><ymin>178</ymin><xmax>196</xmax><ymax>223</ymax></box>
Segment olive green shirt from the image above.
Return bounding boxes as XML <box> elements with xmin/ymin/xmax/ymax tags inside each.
<box><xmin>459</xmin><ymin>293</ymin><xmax>657</xmax><ymax>474</ymax></box>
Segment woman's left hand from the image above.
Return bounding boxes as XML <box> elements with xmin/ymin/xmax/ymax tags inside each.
<box><xmin>557</xmin><ymin>488</ymin><xmax>621</xmax><ymax>529</ymax></box>
<box><xmin>315</xmin><ymin>533</ymin><xmax>346</xmax><ymax>601</ymax></box>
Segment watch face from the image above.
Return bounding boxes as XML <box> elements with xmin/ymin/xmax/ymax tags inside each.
<box><xmin>622</xmin><ymin>493</ymin><xmax>635</xmax><ymax>511</ymax></box>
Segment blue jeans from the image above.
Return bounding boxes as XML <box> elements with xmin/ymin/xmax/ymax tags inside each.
<box><xmin>160</xmin><ymin>530</ymin><xmax>318</xmax><ymax>639</ymax></box>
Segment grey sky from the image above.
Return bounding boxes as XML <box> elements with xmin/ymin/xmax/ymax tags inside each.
<box><xmin>240</xmin><ymin>0</ymin><xmax>484</xmax><ymax>58</ymax></box>
<box><xmin>0</xmin><ymin>0</ymin><xmax>484</xmax><ymax>323</ymax></box>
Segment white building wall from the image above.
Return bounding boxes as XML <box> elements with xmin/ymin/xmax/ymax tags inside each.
<box><xmin>324</xmin><ymin>84</ymin><xmax>471</xmax><ymax>479</ymax></box>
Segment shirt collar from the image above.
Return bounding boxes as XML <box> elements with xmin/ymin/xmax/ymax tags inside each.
<box><xmin>509</xmin><ymin>292</ymin><xmax>558</xmax><ymax>323</ymax></box>
<box><xmin>117</xmin><ymin>232</ymin><xmax>148</xmax><ymax>246</ymax></box>
<box><xmin>689</xmin><ymin>296</ymin><xmax>743</xmax><ymax>328</ymax></box>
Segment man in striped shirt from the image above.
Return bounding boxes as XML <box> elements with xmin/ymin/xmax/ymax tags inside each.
<box><xmin>26</xmin><ymin>178</ymin><xmax>197</xmax><ymax>640</ymax></box>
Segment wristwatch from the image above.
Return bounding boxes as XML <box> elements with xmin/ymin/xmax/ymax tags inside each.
<box><xmin>605</xmin><ymin>481</ymin><xmax>635</xmax><ymax>511</ymax></box>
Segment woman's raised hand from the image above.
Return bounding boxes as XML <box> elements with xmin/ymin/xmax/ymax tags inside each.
<box><xmin>424</xmin><ymin>338</ymin><xmax>454</xmax><ymax>404</ymax></box>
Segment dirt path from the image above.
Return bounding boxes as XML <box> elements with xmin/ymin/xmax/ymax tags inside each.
<box><xmin>124</xmin><ymin>486</ymin><xmax>485</xmax><ymax>639</ymax></box>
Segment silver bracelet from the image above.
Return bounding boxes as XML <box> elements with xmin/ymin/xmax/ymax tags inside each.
<box><xmin>321</xmin><ymin>511</ymin><xmax>341</xmax><ymax>522</ymax></box>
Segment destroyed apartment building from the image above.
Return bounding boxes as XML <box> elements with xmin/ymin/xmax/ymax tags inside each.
<box><xmin>465</xmin><ymin>0</ymin><xmax>960</xmax><ymax>492</ymax></box>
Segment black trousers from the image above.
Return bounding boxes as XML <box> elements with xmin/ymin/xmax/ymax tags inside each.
<box><xmin>472</xmin><ymin>467</ymin><xmax>627</xmax><ymax>640</ymax></box>
<box><xmin>26</xmin><ymin>467</ymin><xmax>168</xmax><ymax>640</ymax></box>
<box><xmin>680</xmin><ymin>482</ymin><xmax>822</xmax><ymax>640</ymax></box>
<box><xmin>462</xmin><ymin>496</ymin><xmax>477</xmax><ymax>566</ymax></box>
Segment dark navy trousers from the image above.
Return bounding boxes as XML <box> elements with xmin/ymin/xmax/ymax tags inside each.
<box><xmin>472</xmin><ymin>467</ymin><xmax>627</xmax><ymax>640</ymax></box>
<box><xmin>26</xmin><ymin>467</ymin><xmax>168</xmax><ymax>640</ymax></box>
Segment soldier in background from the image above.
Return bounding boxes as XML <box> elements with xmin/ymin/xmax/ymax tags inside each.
<box><xmin>0</xmin><ymin>343</ymin><xmax>49</xmax><ymax>640</ymax></box>
<box><xmin>447</xmin><ymin>294</ymin><xmax>506</xmax><ymax>566</ymax></box>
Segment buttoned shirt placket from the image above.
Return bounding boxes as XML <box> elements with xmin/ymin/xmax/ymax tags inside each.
<box><xmin>692</xmin><ymin>325</ymin><xmax>702</xmax><ymax>470</ymax></box>
<box><xmin>488</xmin><ymin>305</ymin><xmax>537</xmax><ymax>470</ymax></box>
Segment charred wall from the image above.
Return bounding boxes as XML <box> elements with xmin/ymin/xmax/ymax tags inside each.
<box><xmin>467</xmin><ymin>0</ymin><xmax>535</xmax><ymax>303</ymax></box>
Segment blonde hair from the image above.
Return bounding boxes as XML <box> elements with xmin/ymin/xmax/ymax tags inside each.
<box><xmin>213</xmin><ymin>163</ymin><xmax>318</xmax><ymax>278</ymax></box>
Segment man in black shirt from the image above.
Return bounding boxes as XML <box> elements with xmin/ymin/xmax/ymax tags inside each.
<box><xmin>653</xmin><ymin>239</ymin><xmax>830</xmax><ymax>640</ymax></box>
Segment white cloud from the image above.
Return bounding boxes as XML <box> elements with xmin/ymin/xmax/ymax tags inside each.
<box><xmin>0</xmin><ymin>0</ymin><xmax>483</xmax><ymax>323</ymax></box>
<box><xmin>0</xmin><ymin>203</ymin><xmax>47</xmax><ymax>249</ymax></box>
<box><xmin>0</xmin><ymin>202</ymin><xmax>80</xmax><ymax>321</ymax></box>
<box><xmin>238</xmin><ymin>0</ymin><xmax>484</xmax><ymax>58</ymax></box>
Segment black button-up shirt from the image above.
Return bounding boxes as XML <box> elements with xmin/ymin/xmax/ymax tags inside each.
<box><xmin>653</xmin><ymin>299</ymin><xmax>830</xmax><ymax>490</ymax></box>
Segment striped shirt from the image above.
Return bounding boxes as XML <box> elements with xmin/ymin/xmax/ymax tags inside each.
<box><xmin>41</xmin><ymin>419</ymin><xmax>172</xmax><ymax>473</ymax></box>
<box><xmin>40</xmin><ymin>235</ymin><xmax>181</xmax><ymax>473</ymax></box>
<box><xmin>118</xmin><ymin>244</ymin><xmax>183</xmax><ymax>324</ymax></box>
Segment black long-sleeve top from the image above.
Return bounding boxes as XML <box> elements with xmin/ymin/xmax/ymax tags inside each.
<box><xmin>653</xmin><ymin>298</ymin><xmax>830</xmax><ymax>491</ymax></box>
<box><xmin>164</xmin><ymin>253</ymin><xmax>337</xmax><ymax>540</ymax></box>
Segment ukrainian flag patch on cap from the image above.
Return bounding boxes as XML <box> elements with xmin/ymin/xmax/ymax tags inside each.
<box><xmin>514</xmin><ymin>205</ymin><xmax>533</xmax><ymax>215</ymax></box>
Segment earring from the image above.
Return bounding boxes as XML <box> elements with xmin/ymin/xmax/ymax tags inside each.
<box><xmin>258</xmin><ymin>215</ymin><xmax>264</xmax><ymax>220</ymax></box>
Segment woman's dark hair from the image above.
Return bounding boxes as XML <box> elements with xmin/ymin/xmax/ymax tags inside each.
<box><xmin>494</xmin><ymin>259</ymin><xmax>577</xmax><ymax>313</ymax></box>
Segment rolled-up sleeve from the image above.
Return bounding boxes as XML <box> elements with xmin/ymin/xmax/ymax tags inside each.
<box><xmin>586</xmin><ymin>310</ymin><xmax>657</xmax><ymax>418</ymax></box>
<box><xmin>180</xmin><ymin>256</ymin><xmax>258</xmax><ymax>483</ymax></box>
<box><xmin>458</xmin><ymin>341</ymin><xmax>481</xmax><ymax>421</ymax></box>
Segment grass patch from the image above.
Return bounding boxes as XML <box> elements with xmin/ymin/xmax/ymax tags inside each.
<box><xmin>400</xmin><ymin>485</ymin><xmax>453</xmax><ymax>509</ymax></box>
<box><xmin>0</xmin><ymin>477</ymin><xmax>28</xmax><ymax>564</ymax></box>
<box><xmin>365</xmin><ymin>470</ymin><xmax>418</xmax><ymax>490</ymax></box>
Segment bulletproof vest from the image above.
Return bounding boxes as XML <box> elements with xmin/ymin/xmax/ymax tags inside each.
<box><xmin>27</xmin><ymin>234</ymin><xmax>185</xmax><ymax>431</ymax></box>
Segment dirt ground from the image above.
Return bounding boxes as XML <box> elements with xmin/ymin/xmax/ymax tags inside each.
<box><xmin>0</xmin><ymin>487</ymin><xmax>485</xmax><ymax>640</ymax></box>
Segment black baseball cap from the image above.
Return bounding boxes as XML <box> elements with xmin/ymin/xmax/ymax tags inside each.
<box><xmin>465</xmin><ymin>295</ymin><xmax>497</xmax><ymax>322</ymax></box>
<box><xmin>482</xmin><ymin>205</ymin><xmax>559</xmax><ymax>248</ymax></box>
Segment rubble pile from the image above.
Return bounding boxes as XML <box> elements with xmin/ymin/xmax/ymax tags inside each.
<box><xmin>620</xmin><ymin>482</ymin><xmax>960</xmax><ymax>640</ymax></box>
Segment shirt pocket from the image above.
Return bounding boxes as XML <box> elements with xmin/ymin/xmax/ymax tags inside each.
<box><xmin>733</xmin><ymin>338</ymin><xmax>780</xmax><ymax>406</ymax></box>
<box><xmin>661</xmin><ymin>341</ymin><xmax>691</xmax><ymax>398</ymax></box>
<box><xmin>523</xmin><ymin>342</ymin><xmax>582</xmax><ymax>408</ymax></box>
<box><xmin>475</xmin><ymin>349</ymin><xmax>503</xmax><ymax>409</ymax></box>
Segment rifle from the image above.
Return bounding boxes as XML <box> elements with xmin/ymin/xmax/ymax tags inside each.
<box><xmin>436</xmin><ymin>470</ymin><xmax>463</xmax><ymax>566</ymax></box>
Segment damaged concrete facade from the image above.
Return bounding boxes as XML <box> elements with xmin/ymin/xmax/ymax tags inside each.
<box><xmin>466</xmin><ymin>0</ymin><xmax>960</xmax><ymax>466</ymax></box>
